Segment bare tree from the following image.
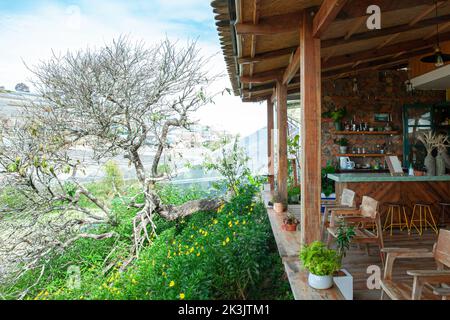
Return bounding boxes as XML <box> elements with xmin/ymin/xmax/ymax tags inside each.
<box><xmin>0</xmin><ymin>37</ymin><xmax>223</xmax><ymax>287</ymax></box>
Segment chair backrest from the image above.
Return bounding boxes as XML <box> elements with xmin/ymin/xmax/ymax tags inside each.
<box><xmin>360</xmin><ymin>196</ymin><xmax>378</xmax><ymax>219</ymax></box>
<box><xmin>340</xmin><ymin>188</ymin><xmax>355</xmax><ymax>207</ymax></box>
<box><xmin>434</xmin><ymin>229</ymin><xmax>450</xmax><ymax>268</ymax></box>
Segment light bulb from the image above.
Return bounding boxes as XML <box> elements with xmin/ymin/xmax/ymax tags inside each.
<box><xmin>435</xmin><ymin>53</ymin><xmax>445</xmax><ymax>67</ymax></box>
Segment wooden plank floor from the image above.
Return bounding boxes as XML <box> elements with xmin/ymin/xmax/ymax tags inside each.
<box><xmin>339</xmin><ymin>229</ymin><xmax>445</xmax><ymax>300</ymax></box>
<box><xmin>262</xmin><ymin>191</ymin><xmax>448</xmax><ymax>300</ymax></box>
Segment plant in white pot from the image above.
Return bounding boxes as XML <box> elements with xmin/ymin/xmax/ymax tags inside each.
<box><xmin>299</xmin><ymin>241</ymin><xmax>340</xmax><ymax>290</ymax></box>
<box><xmin>333</xmin><ymin>220</ymin><xmax>356</xmax><ymax>300</ymax></box>
<box><xmin>335</xmin><ymin>138</ymin><xmax>349</xmax><ymax>154</ymax></box>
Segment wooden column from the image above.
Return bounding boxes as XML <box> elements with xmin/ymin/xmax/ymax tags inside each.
<box><xmin>267</xmin><ymin>99</ymin><xmax>275</xmax><ymax>191</ymax></box>
<box><xmin>276</xmin><ymin>80</ymin><xmax>288</xmax><ymax>204</ymax></box>
<box><xmin>300</xmin><ymin>9</ymin><xmax>322</xmax><ymax>245</ymax></box>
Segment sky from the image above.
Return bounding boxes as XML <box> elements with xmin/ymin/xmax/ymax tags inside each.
<box><xmin>0</xmin><ymin>0</ymin><xmax>266</xmax><ymax>136</ymax></box>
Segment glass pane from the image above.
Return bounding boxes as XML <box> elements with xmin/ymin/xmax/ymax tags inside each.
<box><xmin>406</xmin><ymin>108</ymin><xmax>431</xmax><ymax>127</ymax></box>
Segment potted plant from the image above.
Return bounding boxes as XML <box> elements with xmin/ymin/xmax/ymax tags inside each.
<box><xmin>333</xmin><ymin>220</ymin><xmax>356</xmax><ymax>300</ymax></box>
<box><xmin>335</xmin><ymin>138</ymin><xmax>349</xmax><ymax>154</ymax></box>
<box><xmin>282</xmin><ymin>212</ymin><xmax>299</xmax><ymax>232</ymax></box>
<box><xmin>330</xmin><ymin>108</ymin><xmax>347</xmax><ymax>131</ymax></box>
<box><xmin>272</xmin><ymin>195</ymin><xmax>287</xmax><ymax>214</ymax></box>
<box><xmin>299</xmin><ymin>241</ymin><xmax>341</xmax><ymax>290</ymax></box>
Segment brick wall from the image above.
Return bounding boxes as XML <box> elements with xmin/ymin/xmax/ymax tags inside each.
<box><xmin>321</xmin><ymin>70</ymin><xmax>446</xmax><ymax>168</ymax></box>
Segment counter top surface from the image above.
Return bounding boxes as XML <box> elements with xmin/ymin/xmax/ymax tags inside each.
<box><xmin>327</xmin><ymin>173</ymin><xmax>450</xmax><ymax>182</ymax></box>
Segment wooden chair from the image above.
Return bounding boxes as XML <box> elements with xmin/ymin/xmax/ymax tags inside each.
<box><xmin>321</xmin><ymin>188</ymin><xmax>356</xmax><ymax>238</ymax></box>
<box><xmin>327</xmin><ymin>196</ymin><xmax>385</xmax><ymax>263</ymax></box>
<box><xmin>380</xmin><ymin>229</ymin><xmax>450</xmax><ymax>300</ymax></box>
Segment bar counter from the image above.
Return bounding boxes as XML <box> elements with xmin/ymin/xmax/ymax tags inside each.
<box><xmin>327</xmin><ymin>173</ymin><xmax>450</xmax><ymax>220</ymax></box>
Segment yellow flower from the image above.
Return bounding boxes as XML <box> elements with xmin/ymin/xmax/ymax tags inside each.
<box><xmin>190</xmin><ymin>247</ymin><xmax>194</xmax><ymax>253</ymax></box>
<box><xmin>235</xmin><ymin>220</ymin><xmax>239</xmax><ymax>225</ymax></box>
<box><xmin>179</xmin><ymin>293</ymin><xmax>185</xmax><ymax>300</ymax></box>
<box><xmin>226</xmin><ymin>237</ymin><xmax>230</xmax><ymax>243</ymax></box>
<box><xmin>213</xmin><ymin>219</ymin><xmax>218</xmax><ymax>224</ymax></box>
<box><xmin>132</xmin><ymin>279</ymin><xmax>138</xmax><ymax>285</ymax></box>
<box><xmin>169</xmin><ymin>281</ymin><xmax>175</xmax><ymax>287</ymax></box>
<box><xmin>196</xmin><ymin>252</ymin><xmax>201</xmax><ymax>257</ymax></box>
<box><xmin>204</xmin><ymin>231</ymin><xmax>208</xmax><ymax>237</ymax></box>
<box><xmin>222</xmin><ymin>241</ymin><xmax>226</xmax><ymax>246</ymax></box>
<box><xmin>243</xmin><ymin>220</ymin><xmax>247</xmax><ymax>225</ymax></box>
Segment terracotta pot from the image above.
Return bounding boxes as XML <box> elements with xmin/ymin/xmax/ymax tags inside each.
<box><xmin>414</xmin><ymin>170</ymin><xmax>425</xmax><ymax>176</ymax></box>
<box><xmin>273</xmin><ymin>202</ymin><xmax>286</xmax><ymax>214</ymax></box>
<box><xmin>282</xmin><ymin>223</ymin><xmax>298</xmax><ymax>232</ymax></box>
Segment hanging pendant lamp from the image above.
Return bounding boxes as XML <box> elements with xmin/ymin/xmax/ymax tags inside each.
<box><xmin>421</xmin><ymin>1</ymin><xmax>450</xmax><ymax>67</ymax></box>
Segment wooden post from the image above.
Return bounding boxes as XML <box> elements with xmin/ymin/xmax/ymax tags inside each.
<box><xmin>300</xmin><ymin>9</ymin><xmax>322</xmax><ymax>245</ymax></box>
<box><xmin>267</xmin><ymin>99</ymin><xmax>275</xmax><ymax>191</ymax></box>
<box><xmin>276</xmin><ymin>80</ymin><xmax>288</xmax><ymax>204</ymax></box>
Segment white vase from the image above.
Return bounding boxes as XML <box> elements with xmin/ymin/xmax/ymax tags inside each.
<box><xmin>333</xmin><ymin>269</ymin><xmax>353</xmax><ymax>300</ymax></box>
<box><xmin>339</xmin><ymin>146</ymin><xmax>348</xmax><ymax>154</ymax></box>
<box><xmin>308</xmin><ymin>273</ymin><xmax>333</xmax><ymax>290</ymax></box>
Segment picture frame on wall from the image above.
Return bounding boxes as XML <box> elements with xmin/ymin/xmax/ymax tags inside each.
<box><xmin>374</xmin><ymin>113</ymin><xmax>391</xmax><ymax>122</ymax></box>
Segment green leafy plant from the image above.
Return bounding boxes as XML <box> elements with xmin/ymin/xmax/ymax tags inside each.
<box><xmin>283</xmin><ymin>212</ymin><xmax>299</xmax><ymax>225</ymax></box>
<box><xmin>103</xmin><ymin>160</ymin><xmax>124</xmax><ymax>193</ymax></box>
<box><xmin>335</xmin><ymin>220</ymin><xmax>356</xmax><ymax>262</ymax></box>
<box><xmin>299</xmin><ymin>241</ymin><xmax>340</xmax><ymax>276</ymax></box>
<box><xmin>321</xmin><ymin>163</ymin><xmax>336</xmax><ymax>197</ymax></box>
<box><xmin>335</xmin><ymin>138</ymin><xmax>349</xmax><ymax>147</ymax></box>
<box><xmin>329</xmin><ymin>108</ymin><xmax>347</xmax><ymax>123</ymax></box>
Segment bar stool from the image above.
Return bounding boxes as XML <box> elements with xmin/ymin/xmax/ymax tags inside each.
<box><xmin>409</xmin><ymin>202</ymin><xmax>439</xmax><ymax>236</ymax></box>
<box><xmin>383</xmin><ymin>203</ymin><xmax>409</xmax><ymax>236</ymax></box>
<box><xmin>439</xmin><ymin>202</ymin><xmax>450</xmax><ymax>227</ymax></box>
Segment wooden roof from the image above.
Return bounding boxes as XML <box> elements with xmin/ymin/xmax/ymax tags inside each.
<box><xmin>211</xmin><ymin>0</ymin><xmax>450</xmax><ymax>102</ymax></box>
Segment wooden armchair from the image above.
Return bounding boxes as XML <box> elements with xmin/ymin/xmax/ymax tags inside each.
<box><xmin>327</xmin><ymin>196</ymin><xmax>385</xmax><ymax>263</ymax></box>
<box><xmin>321</xmin><ymin>188</ymin><xmax>356</xmax><ymax>237</ymax></box>
<box><xmin>380</xmin><ymin>229</ymin><xmax>450</xmax><ymax>300</ymax></box>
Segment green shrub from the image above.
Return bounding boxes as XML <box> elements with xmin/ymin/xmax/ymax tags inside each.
<box><xmin>103</xmin><ymin>160</ymin><xmax>124</xmax><ymax>192</ymax></box>
<box><xmin>299</xmin><ymin>241</ymin><xmax>340</xmax><ymax>276</ymax></box>
<box><xmin>2</xmin><ymin>180</ymin><xmax>291</xmax><ymax>300</ymax></box>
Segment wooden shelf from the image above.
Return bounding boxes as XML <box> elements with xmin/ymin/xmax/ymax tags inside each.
<box><xmin>335</xmin><ymin>131</ymin><xmax>400</xmax><ymax>135</ymax></box>
<box><xmin>337</xmin><ymin>154</ymin><xmax>393</xmax><ymax>158</ymax></box>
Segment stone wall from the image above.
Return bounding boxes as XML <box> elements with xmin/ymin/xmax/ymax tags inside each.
<box><xmin>321</xmin><ymin>70</ymin><xmax>446</xmax><ymax>168</ymax></box>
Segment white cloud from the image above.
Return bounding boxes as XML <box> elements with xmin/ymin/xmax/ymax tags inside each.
<box><xmin>0</xmin><ymin>0</ymin><xmax>265</xmax><ymax>136</ymax></box>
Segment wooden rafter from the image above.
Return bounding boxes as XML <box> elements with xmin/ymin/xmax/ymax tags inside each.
<box><xmin>376</xmin><ymin>1</ymin><xmax>445</xmax><ymax>50</ymax></box>
<box><xmin>248</xmin><ymin>0</ymin><xmax>261</xmax><ymax>98</ymax></box>
<box><xmin>240</xmin><ymin>68</ymin><xmax>284</xmax><ymax>84</ymax></box>
<box><xmin>344</xmin><ymin>16</ymin><xmax>366</xmax><ymax>40</ymax></box>
<box><xmin>323</xmin><ymin>13</ymin><xmax>450</xmax><ymax>48</ymax></box>
<box><xmin>324</xmin><ymin>31</ymin><xmax>450</xmax><ymax>70</ymax></box>
<box><xmin>235</xmin><ymin>11</ymin><xmax>303</xmax><ymax>35</ymax></box>
<box><xmin>282</xmin><ymin>46</ymin><xmax>301</xmax><ymax>85</ymax></box>
<box><xmin>313</xmin><ymin>0</ymin><xmax>348</xmax><ymax>38</ymax></box>
<box><xmin>238</xmin><ymin>46</ymin><xmax>298</xmax><ymax>64</ymax></box>
<box><xmin>424</xmin><ymin>21</ymin><xmax>450</xmax><ymax>39</ymax></box>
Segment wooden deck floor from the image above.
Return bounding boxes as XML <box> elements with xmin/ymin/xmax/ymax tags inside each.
<box><xmin>263</xmin><ymin>191</ymin><xmax>448</xmax><ymax>300</ymax></box>
<box><xmin>341</xmin><ymin>229</ymin><xmax>443</xmax><ymax>300</ymax></box>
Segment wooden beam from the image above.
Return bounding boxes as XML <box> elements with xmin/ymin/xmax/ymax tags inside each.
<box><xmin>424</xmin><ymin>21</ymin><xmax>450</xmax><ymax>39</ymax></box>
<box><xmin>248</xmin><ymin>0</ymin><xmax>261</xmax><ymax>97</ymax></box>
<box><xmin>267</xmin><ymin>99</ymin><xmax>275</xmax><ymax>192</ymax></box>
<box><xmin>322</xmin><ymin>13</ymin><xmax>450</xmax><ymax>49</ymax></box>
<box><xmin>283</xmin><ymin>46</ymin><xmax>301</xmax><ymax>85</ymax></box>
<box><xmin>240</xmin><ymin>68</ymin><xmax>284</xmax><ymax>84</ymax></box>
<box><xmin>313</xmin><ymin>0</ymin><xmax>348</xmax><ymax>38</ymax></box>
<box><xmin>276</xmin><ymin>81</ymin><xmax>288</xmax><ymax>205</ymax></box>
<box><xmin>323</xmin><ymin>32</ymin><xmax>450</xmax><ymax>70</ymax></box>
<box><xmin>235</xmin><ymin>11</ymin><xmax>303</xmax><ymax>35</ymax></box>
<box><xmin>344</xmin><ymin>16</ymin><xmax>366</xmax><ymax>40</ymax></box>
<box><xmin>336</xmin><ymin>0</ymin><xmax>432</xmax><ymax>20</ymax></box>
<box><xmin>238</xmin><ymin>46</ymin><xmax>298</xmax><ymax>64</ymax></box>
<box><xmin>300</xmin><ymin>9</ymin><xmax>322</xmax><ymax>245</ymax></box>
<box><xmin>376</xmin><ymin>1</ymin><xmax>445</xmax><ymax>50</ymax></box>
